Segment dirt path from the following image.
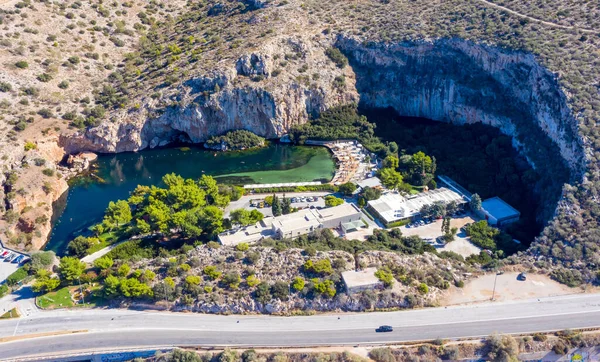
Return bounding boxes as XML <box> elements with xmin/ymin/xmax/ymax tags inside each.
<box><xmin>474</xmin><ymin>0</ymin><xmax>598</xmax><ymax>33</ymax></box>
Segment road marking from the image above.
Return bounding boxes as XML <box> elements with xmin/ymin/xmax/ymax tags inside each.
<box><xmin>94</xmin><ymin>309</ymin><xmax>600</xmax><ymax>334</ymax></box>
<box><xmin>12</xmin><ymin>319</ymin><xmax>20</xmax><ymax>336</ymax></box>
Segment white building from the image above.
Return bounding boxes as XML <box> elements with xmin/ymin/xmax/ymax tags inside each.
<box><xmin>218</xmin><ymin>203</ymin><xmax>362</xmax><ymax>246</ymax></box>
<box><xmin>367</xmin><ymin>187</ymin><xmax>466</xmax><ymax>225</ymax></box>
<box><xmin>341</xmin><ymin>267</ymin><xmax>384</xmax><ymax>294</ymax></box>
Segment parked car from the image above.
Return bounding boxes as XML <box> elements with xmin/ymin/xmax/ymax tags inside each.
<box><xmin>13</xmin><ymin>255</ymin><xmax>24</xmax><ymax>264</ymax></box>
<box><xmin>0</xmin><ymin>250</ymin><xmax>8</xmax><ymax>258</ymax></box>
<box><xmin>376</xmin><ymin>325</ymin><xmax>393</xmax><ymax>333</ymax></box>
<box><xmin>517</xmin><ymin>272</ymin><xmax>527</xmax><ymax>281</ymax></box>
<box><xmin>5</xmin><ymin>253</ymin><xmax>15</xmax><ymax>262</ymax></box>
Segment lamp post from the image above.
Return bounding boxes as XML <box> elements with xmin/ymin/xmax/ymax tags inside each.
<box><xmin>77</xmin><ymin>276</ymin><xmax>85</xmax><ymax>305</ymax></box>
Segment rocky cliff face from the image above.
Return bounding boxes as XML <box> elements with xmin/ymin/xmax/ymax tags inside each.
<box><xmin>62</xmin><ymin>36</ymin><xmax>583</xmax><ymax>181</ymax></box>
<box><xmin>61</xmin><ymin>35</ymin><xmax>357</xmax><ymax>154</ymax></box>
<box><xmin>336</xmin><ymin>37</ymin><xmax>584</xmax><ymax>174</ymax></box>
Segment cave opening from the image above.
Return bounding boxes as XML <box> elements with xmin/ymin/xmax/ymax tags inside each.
<box><xmin>338</xmin><ymin>38</ymin><xmax>580</xmax><ymax>246</ymax></box>
<box><xmin>360</xmin><ymin>106</ymin><xmax>553</xmax><ymax>245</ymax></box>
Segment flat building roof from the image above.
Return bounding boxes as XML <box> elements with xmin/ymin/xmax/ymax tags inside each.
<box><xmin>368</xmin><ymin>187</ymin><xmax>465</xmax><ymax>224</ymax></box>
<box><xmin>342</xmin><ymin>267</ymin><xmax>381</xmax><ymax>289</ymax></box>
<box><xmin>481</xmin><ymin>197</ymin><xmax>520</xmax><ymax>221</ymax></box>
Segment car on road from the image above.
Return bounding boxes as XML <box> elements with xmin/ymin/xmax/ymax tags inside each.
<box><xmin>517</xmin><ymin>272</ymin><xmax>527</xmax><ymax>281</ymax></box>
<box><xmin>376</xmin><ymin>325</ymin><xmax>393</xmax><ymax>333</ymax></box>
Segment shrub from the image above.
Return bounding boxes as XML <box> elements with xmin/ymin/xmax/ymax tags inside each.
<box><xmin>291</xmin><ymin>277</ymin><xmax>305</xmax><ymax>291</ymax></box>
<box><xmin>246</xmin><ymin>275</ymin><xmax>260</xmax><ymax>287</ymax></box>
<box><xmin>417</xmin><ymin>282</ymin><xmax>429</xmax><ymax>294</ymax></box>
<box><xmin>24</xmin><ymin>141</ymin><xmax>37</xmax><ymax>151</ymax></box>
<box><xmin>6</xmin><ymin>267</ymin><xmax>28</xmax><ymax>286</ymax></box>
<box><xmin>0</xmin><ymin>285</ymin><xmax>8</xmax><ymax>298</ymax></box>
<box><xmin>203</xmin><ymin>265</ymin><xmax>222</xmax><ymax>280</ymax></box>
<box><xmin>236</xmin><ymin>243</ymin><xmax>249</xmax><ymax>252</ymax></box>
<box><xmin>42</xmin><ymin>168</ymin><xmax>55</xmax><ymax>177</ymax></box>
<box><xmin>324</xmin><ymin>195</ymin><xmax>344</xmax><ymax>207</ymax></box>
<box><xmin>15</xmin><ymin>61</ymin><xmax>28</xmax><ymax>69</ymax></box>
<box><xmin>325</xmin><ymin>47</ymin><xmax>348</xmax><ymax>68</ymax></box>
<box><xmin>375</xmin><ymin>269</ymin><xmax>394</xmax><ymax>287</ymax></box>
<box><xmin>185</xmin><ymin>275</ymin><xmax>201</xmax><ymax>286</ymax></box>
<box><xmin>37</xmin><ymin>73</ymin><xmax>53</xmax><ymax>82</ymax></box>
<box><xmin>0</xmin><ymin>82</ymin><xmax>12</xmax><ymax>92</ymax></box>
<box><xmin>486</xmin><ymin>334</ymin><xmax>519</xmax><ymax>361</ymax></box>
<box><xmin>303</xmin><ymin>259</ymin><xmax>333</xmax><ymax>275</ymax></box>
<box><xmin>368</xmin><ymin>348</ymin><xmax>395</xmax><ymax>362</ymax></box>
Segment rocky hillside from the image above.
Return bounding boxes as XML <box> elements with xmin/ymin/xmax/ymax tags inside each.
<box><xmin>0</xmin><ymin>0</ymin><xmax>599</xmax><ymax>282</ymax></box>
<box><xmin>113</xmin><ymin>244</ymin><xmax>472</xmax><ymax>314</ymax></box>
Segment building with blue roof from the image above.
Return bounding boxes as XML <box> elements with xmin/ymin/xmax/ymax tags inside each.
<box><xmin>479</xmin><ymin>197</ymin><xmax>520</xmax><ymax>227</ymax></box>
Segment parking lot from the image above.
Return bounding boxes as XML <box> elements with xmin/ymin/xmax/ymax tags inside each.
<box><xmin>400</xmin><ymin>214</ymin><xmax>481</xmax><ymax>257</ymax></box>
<box><xmin>0</xmin><ymin>248</ymin><xmax>27</xmax><ymax>283</ymax></box>
<box><xmin>225</xmin><ymin>192</ymin><xmax>329</xmax><ymax>218</ymax></box>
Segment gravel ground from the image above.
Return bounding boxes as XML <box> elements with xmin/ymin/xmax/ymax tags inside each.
<box><xmin>442</xmin><ymin>272</ymin><xmax>581</xmax><ymax>305</ymax></box>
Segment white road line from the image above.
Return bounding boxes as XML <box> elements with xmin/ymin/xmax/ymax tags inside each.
<box><xmin>12</xmin><ymin>318</ymin><xmax>20</xmax><ymax>336</ymax></box>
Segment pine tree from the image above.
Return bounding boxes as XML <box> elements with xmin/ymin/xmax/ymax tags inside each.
<box><xmin>271</xmin><ymin>194</ymin><xmax>282</xmax><ymax>216</ymax></box>
<box><xmin>282</xmin><ymin>194</ymin><xmax>291</xmax><ymax>215</ymax></box>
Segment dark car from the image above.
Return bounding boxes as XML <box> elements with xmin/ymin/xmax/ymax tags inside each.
<box><xmin>376</xmin><ymin>325</ymin><xmax>393</xmax><ymax>333</ymax></box>
<box><xmin>517</xmin><ymin>272</ymin><xmax>527</xmax><ymax>281</ymax></box>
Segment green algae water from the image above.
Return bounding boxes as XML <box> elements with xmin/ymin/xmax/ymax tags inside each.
<box><xmin>47</xmin><ymin>144</ymin><xmax>334</xmax><ymax>254</ymax></box>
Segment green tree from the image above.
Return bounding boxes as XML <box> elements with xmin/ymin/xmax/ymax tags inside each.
<box><xmin>324</xmin><ymin>195</ymin><xmax>344</xmax><ymax>207</ymax></box>
<box><xmin>230</xmin><ymin>209</ymin><xmax>263</xmax><ymax>226</ymax></box>
<box><xmin>103</xmin><ymin>275</ymin><xmax>120</xmax><ymax>296</ymax></box>
<box><xmin>104</xmin><ymin>200</ymin><xmax>132</xmax><ymax>228</ymax></box>
<box><xmin>29</xmin><ymin>251</ymin><xmax>55</xmax><ymax>272</ymax></box>
<box><xmin>338</xmin><ymin>182</ymin><xmax>357</xmax><ymax>196</ymax></box>
<box><xmin>117</xmin><ymin>263</ymin><xmax>131</xmax><ymax>277</ymax></box>
<box><xmin>58</xmin><ymin>257</ymin><xmax>86</xmax><ymax>282</ymax></box>
<box><xmin>94</xmin><ymin>256</ymin><xmax>114</xmax><ymax>270</ymax></box>
<box><xmin>271</xmin><ymin>194</ymin><xmax>282</xmax><ymax>216</ymax></box>
<box><xmin>378</xmin><ymin>168</ymin><xmax>403</xmax><ymax>190</ymax></box>
<box><xmin>32</xmin><ymin>270</ymin><xmax>60</xmax><ymax>293</ymax></box>
<box><xmin>281</xmin><ymin>195</ymin><xmax>292</xmax><ymax>215</ymax></box>
<box><xmin>383</xmin><ymin>155</ymin><xmax>399</xmax><ymax>169</ymax></box>
<box><xmin>68</xmin><ymin>236</ymin><xmax>99</xmax><ymax>258</ymax></box>
<box><xmin>470</xmin><ymin>193</ymin><xmax>482</xmax><ymax>211</ymax></box>
<box><xmin>119</xmin><ymin>278</ymin><xmax>153</xmax><ymax>298</ymax></box>
<box><xmin>361</xmin><ymin>186</ymin><xmax>382</xmax><ymax>201</ymax></box>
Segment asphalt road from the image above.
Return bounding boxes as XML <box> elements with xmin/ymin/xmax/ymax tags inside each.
<box><xmin>1</xmin><ymin>294</ymin><xmax>600</xmax><ymax>360</ymax></box>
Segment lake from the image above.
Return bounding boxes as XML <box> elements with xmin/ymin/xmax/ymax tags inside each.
<box><xmin>47</xmin><ymin>144</ymin><xmax>335</xmax><ymax>254</ymax></box>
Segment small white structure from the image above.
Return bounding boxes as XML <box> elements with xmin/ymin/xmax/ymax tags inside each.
<box><xmin>479</xmin><ymin>197</ymin><xmax>520</xmax><ymax>227</ymax></box>
<box><xmin>218</xmin><ymin>203</ymin><xmax>362</xmax><ymax>246</ymax></box>
<box><xmin>356</xmin><ymin>176</ymin><xmax>382</xmax><ymax>190</ymax></box>
<box><xmin>342</xmin><ymin>267</ymin><xmax>383</xmax><ymax>294</ymax></box>
<box><xmin>367</xmin><ymin>187</ymin><xmax>466</xmax><ymax>225</ymax></box>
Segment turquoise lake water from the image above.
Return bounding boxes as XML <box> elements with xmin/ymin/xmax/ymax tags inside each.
<box><xmin>47</xmin><ymin>144</ymin><xmax>335</xmax><ymax>254</ymax></box>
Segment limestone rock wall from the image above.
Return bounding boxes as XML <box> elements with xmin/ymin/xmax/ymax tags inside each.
<box><xmin>61</xmin><ymin>35</ymin><xmax>357</xmax><ymax>154</ymax></box>
<box><xmin>336</xmin><ymin>37</ymin><xmax>584</xmax><ymax>174</ymax></box>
